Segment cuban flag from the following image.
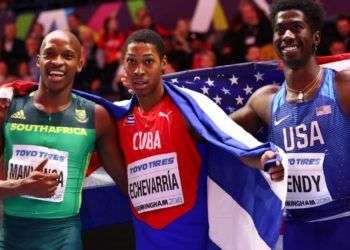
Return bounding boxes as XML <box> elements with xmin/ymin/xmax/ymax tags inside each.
<box><xmin>80</xmin><ymin>54</ymin><xmax>349</xmax><ymax>249</ymax></box>
<box><xmin>78</xmin><ymin>79</ymin><xmax>287</xmax><ymax>249</ymax></box>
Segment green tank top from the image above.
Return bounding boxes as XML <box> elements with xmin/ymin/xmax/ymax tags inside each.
<box><xmin>3</xmin><ymin>94</ymin><xmax>96</xmax><ymax>219</ymax></box>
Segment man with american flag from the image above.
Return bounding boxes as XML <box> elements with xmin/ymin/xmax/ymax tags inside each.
<box><xmin>230</xmin><ymin>0</ymin><xmax>350</xmax><ymax>250</ymax></box>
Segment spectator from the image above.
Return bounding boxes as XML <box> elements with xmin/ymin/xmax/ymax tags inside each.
<box><xmin>16</xmin><ymin>60</ymin><xmax>33</xmax><ymax>81</ymax></box>
<box><xmin>329</xmin><ymin>39</ymin><xmax>347</xmax><ymax>55</ymax></box>
<box><xmin>193</xmin><ymin>49</ymin><xmax>217</xmax><ymax>69</ymax></box>
<box><xmin>223</xmin><ymin>0</ymin><xmax>273</xmax><ymax>62</ymax></box>
<box><xmin>0</xmin><ymin>22</ymin><xmax>26</xmax><ymax>75</ymax></box>
<box><xmin>168</xmin><ymin>18</ymin><xmax>193</xmax><ymax>71</ymax></box>
<box><xmin>0</xmin><ymin>60</ymin><xmax>14</xmax><ymax>84</ymax></box>
<box><xmin>25</xmin><ymin>36</ymin><xmax>40</xmax><ymax>81</ymax></box>
<box><xmin>129</xmin><ymin>7</ymin><xmax>170</xmax><ymax>37</ymax></box>
<box><xmin>0</xmin><ymin>0</ymin><xmax>15</xmax><ymax>38</ymax></box>
<box><xmin>97</xmin><ymin>15</ymin><xmax>125</xmax><ymax>89</ymax></box>
<box><xmin>76</xmin><ymin>28</ymin><xmax>100</xmax><ymax>91</ymax></box>
<box><xmin>67</xmin><ymin>12</ymin><xmax>89</xmax><ymax>42</ymax></box>
<box><xmin>245</xmin><ymin>45</ymin><xmax>261</xmax><ymax>62</ymax></box>
<box><xmin>28</xmin><ymin>22</ymin><xmax>45</xmax><ymax>43</ymax></box>
<box><xmin>335</xmin><ymin>15</ymin><xmax>350</xmax><ymax>51</ymax></box>
<box><xmin>171</xmin><ymin>18</ymin><xmax>192</xmax><ymax>53</ymax></box>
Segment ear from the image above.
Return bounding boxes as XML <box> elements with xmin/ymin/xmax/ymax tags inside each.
<box><xmin>77</xmin><ymin>57</ymin><xmax>84</xmax><ymax>73</ymax></box>
<box><xmin>313</xmin><ymin>31</ymin><xmax>321</xmax><ymax>47</ymax></box>
<box><xmin>36</xmin><ymin>55</ymin><xmax>40</xmax><ymax>68</ymax></box>
<box><xmin>77</xmin><ymin>48</ymin><xmax>84</xmax><ymax>73</ymax></box>
<box><xmin>161</xmin><ymin>55</ymin><xmax>167</xmax><ymax>69</ymax></box>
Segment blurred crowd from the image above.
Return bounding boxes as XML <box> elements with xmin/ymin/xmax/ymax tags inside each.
<box><xmin>0</xmin><ymin>0</ymin><xmax>348</xmax><ymax>101</ymax></box>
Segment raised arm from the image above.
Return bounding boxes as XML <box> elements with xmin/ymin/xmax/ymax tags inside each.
<box><xmin>230</xmin><ymin>84</ymin><xmax>279</xmax><ymax>134</ymax></box>
<box><xmin>95</xmin><ymin>104</ymin><xmax>127</xmax><ymax>194</ymax></box>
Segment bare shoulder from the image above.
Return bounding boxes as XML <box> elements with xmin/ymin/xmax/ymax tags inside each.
<box><xmin>248</xmin><ymin>84</ymin><xmax>280</xmax><ymax>106</ymax></box>
<box><xmin>335</xmin><ymin>70</ymin><xmax>350</xmax><ymax>116</ymax></box>
<box><xmin>94</xmin><ymin>104</ymin><xmax>114</xmax><ymax>137</ymax></box>
<box><xmin>230</xmin><ymin>84</ymin><xmax>279</xmax><ymax>133</ymax></box>
<box><xmin>247</xmin><ymin>84</ymin><xmax>280</xmax><ymax>121</ymax></box>
<box><xmin>335</xmin><ymin>70</ymin><xmax>350</xmax><ymax>84</ymax></box>
<box><xmin>95</xmin><ymin>104</ymin><xmax>110</xmax><ymax>121</ymax></box>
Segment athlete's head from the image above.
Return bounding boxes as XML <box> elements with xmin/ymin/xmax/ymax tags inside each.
<box><xmin>122</xmin><ymin>29</ymin><xmax>165</xmax><ymax>60</ymax></box>
<box><xmin>271</xmin><ymin>0</ymin><xmax>324</xmax><ymax>69</ymax></box>
<box><xmin>37</xmin><ymin>30</ymin><xmax>83</xmax><ymax>92</ymax></box>
<box><xmin>271</xmin><ymin>0</ymin><xmax>324</xmax><ymax>33</ymax></box>
<box><xmin>122</xmin><ymin>29</ymin><xmax>166</xmax><ymax>99</ymax></box>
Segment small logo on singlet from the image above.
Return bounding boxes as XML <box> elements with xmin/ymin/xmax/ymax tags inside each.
<box><xmin>159</xmin><ymin>111</ymin><xmax>172</xmax><ymax>122</ymax></box>
<box><xmin>316</xmin><ymin>105</ymin><xmax>331</xmax><ymax>116</ymax></box>
<box><xmin>74</xmin><ymin>109</ymin><xmax>88</xmax><ymax>123</ymax></box>
<box><xmin>125</xmin><ymin>115</ymin><xmax>135</xmax><ymax>125</ymax></box>
<box><xmin>10</xmin><ymin>110</ymin><xmax>26</xmax><ymax>120</ymax></box>
<box><xmin>274</xmin><ymin>114</ymin><xmax>290</xmax><ymax>126</ymax></box>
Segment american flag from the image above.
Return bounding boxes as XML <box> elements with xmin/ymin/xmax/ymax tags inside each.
<box><xmin>163</xmin><ymin>61</ymin><xmax>285</xmax><ymax>114</ymax></box>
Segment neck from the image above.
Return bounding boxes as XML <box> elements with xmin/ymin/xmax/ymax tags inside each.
<box><xmin>284</xmin><ymin>57</ymin><xmax>320</xmax><ymax>90</ymax></box>
<box><xmin>137</xmin><ymin>83</ymin><xmax>165</xmax><ymax>113</ymax></box>
<box><xmin>34</xmin><ymin>83</ymin><xmax>72</xmax><ymax>113</ymax></box>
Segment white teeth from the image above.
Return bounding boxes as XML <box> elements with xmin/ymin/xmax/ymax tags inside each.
<box><xmin>283</xmin><ymin>46</ymin><xmax>298</xmax><ymax>52</ymax></box>
<box><xmin>49</xmin><ymin>71</ymin><xmax>64</xmax><ymax>76</ymax></box>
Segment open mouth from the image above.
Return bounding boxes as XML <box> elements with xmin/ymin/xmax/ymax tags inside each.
<box><xmin>280</xmin><ymin>43</ymin><xmax>301</xmax><ymax>57</ymax></box>
<box><xmin>48</xmin><ymin>70</ymin><xmax>65</xmax><ymax>81</ymax></box>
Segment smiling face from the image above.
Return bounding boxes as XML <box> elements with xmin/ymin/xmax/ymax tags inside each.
<box><xmin>123</xmin><ymin>42</ymin><xmax>166</xmax><ymax>99</ymax></box>
<box><xmin>273</xmin><ymin>10</ymin><xmax>320</xmax><ymax>69</ymax></box>
<box><xmin>36</xmin><ymin>30</ymin><xmax>83</xmax><ymax>93</ymax></box>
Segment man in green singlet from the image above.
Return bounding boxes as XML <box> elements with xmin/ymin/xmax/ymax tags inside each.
<box><xmin>0</xmin><ymin>30</ymin><xmax>126</xmax><ymax>250</ymax></box>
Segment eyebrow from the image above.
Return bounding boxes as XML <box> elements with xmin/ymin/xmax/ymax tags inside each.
<box><xmin>126</xmin><ymin>53</ymin><xmax>155</xmax><ymax>57</ymax></box>
<box><xmin>276</xmin><ymin>20</ymin><xmax>304</xmax><ymax>26</ymax></box>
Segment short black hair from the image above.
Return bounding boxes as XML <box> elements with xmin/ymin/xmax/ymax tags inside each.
<box><xmin>271</xmin><ymin>0</ymin><xmax>324</xmax><ymax>33</ymax></box>
<box><xmin>122</xmin><ymin>29</ymin><xmax>165</xmax><ymax>58</ymax></box>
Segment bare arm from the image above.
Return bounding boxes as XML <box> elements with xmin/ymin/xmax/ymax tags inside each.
<box><xmin>335</xmin><ymin>70</ymin><xmax>350</xmax><ymax>116</ymax></box>
<box><xmin>0</xmin><ymin>159</ymin><xmax>59</xmax><ymax>199</ymax></box>
<box><xmin>95</xmin><ymin>104</ymin><xmax>128</xmax><ymax>194</ymax></box>
<box><xmin>230</xmin><ymin>84</ymin><xmax>283</xmax><ymax>181</ymax></box>
<box><xmin>0</xmin><ymin>88</ymin><xmax>59</xmax><ymax>199</ymax></box>
<box><xmin>230</xmin><ymin>85</ymin><xmax>279</xmax><ymax>134</ymax></box>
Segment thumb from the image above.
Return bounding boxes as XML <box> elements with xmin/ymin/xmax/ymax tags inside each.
<box><xmin>35</xmin><ymin>158</ymin><xmax>48</xmax><ymax>172</ymax></box>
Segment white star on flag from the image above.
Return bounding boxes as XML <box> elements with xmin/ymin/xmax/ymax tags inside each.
<box><xmin>227</xmin><ymin>106</ymin><xmax>235</xmax><ymax>113</ymax></box>
<box><xmin>171</xmin><ymin>78</ymin><xmax>179</xmax><ymax>83</ymax></box>
<box><xmin>206</xmin><ymin>77</ymin><xmax>214</xmax><ymax>86</ymax></box>
<box><xmin>221</xmin><ymin>87</ymin><xmax>231</xmax><ymax>95</ymax></box>
<box><xmin>213</xmin><ymin>95</ymin><xmax>222</xmax><ymax>104</ymax></box>
<box><xmin>254</xmin><ymin>72</ymin><xmax>264</xmax><ymax>82</ymax></box>
<box><xmin>235</xmin><ymin>95</ymin><xmax>244</xmax><ymax>105</ymax></box>
<box><xmin>229</xmin><ymin>74</ymin><xmax>239</xmax><ymax>85</ymax></box>
<box><xmin>201</xmin><ymin>86</ymin><xmax>209</xmax><ymax>95</ymax></box>
<box><xmin>194</xmin><ymin>76</ymin><xmax>201</xmax><ymax>81</ymax></box>
<box><xmin>243</xmin><ymin>85</ymin><xmax>253</xmax><ymax>95</ymax></box>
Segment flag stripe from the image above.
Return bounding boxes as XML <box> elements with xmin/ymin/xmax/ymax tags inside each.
<box><xmin>164</xmin><ymin>83</ymin><xmax>285</xmax><ymax>248</ymax></box>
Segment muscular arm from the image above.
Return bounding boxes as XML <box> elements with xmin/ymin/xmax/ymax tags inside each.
<box><xmin>0</xmin><ymin>158</ymin><xmax>59</xmax><ymax>199</ymax></box>
<box><xmin>95</xmin><ymin>105</ymin><xmax>127</xmax><ymax>194</ymax></box>
<box><xmin>229</xmin><ymin>84</ymin><xmax>279</xmax><ymax>134</ymax></box>
<box><xmin>335</xmin><ymin>70</ymin><xmax>350</xmax><ymax>116</ymax></box>
<box><xmin>0</xmin><ymin>88</ymin><xmax>59</xmax><ymax>199</ymax></box>
<box><xmin>230</xmin><ymin>84</ymin><xmax>283</xmax><ymax>181</ymax></box>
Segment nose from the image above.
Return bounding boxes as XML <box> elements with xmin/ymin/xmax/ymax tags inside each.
<box><xmin>51</xmin><ymin>55</ymin><xmax>64</xmax><ymax>66</ymax></box>
<box><xmin>134</xmin><ymin>64</ymin><xmax>145</xmax><ymax>75</ymax></box>
<box><xmin>282</xmin><ymin>29</ymin><xmax>295</xmax><ymax>42</ymax></box>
